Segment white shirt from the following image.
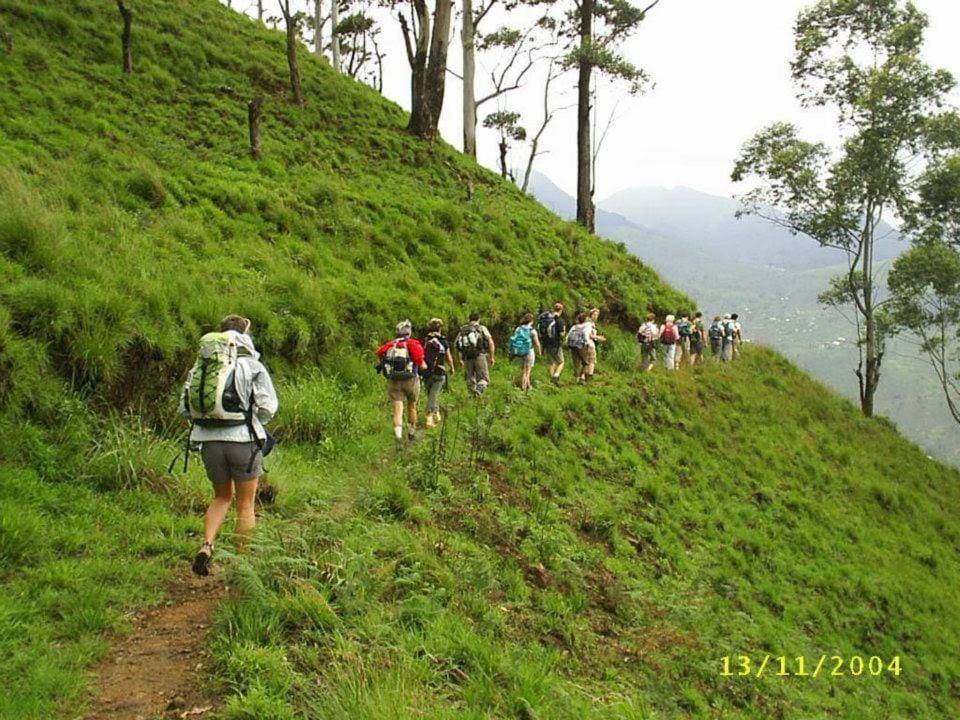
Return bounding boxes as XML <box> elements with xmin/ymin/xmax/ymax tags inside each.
<box><xmin>582</xmin><ymin>320</ymin><xmax>597</xmax><ymax>348</ymax></box>
<box><xmin>639</xmin><ymin>321</ymin><xmax>658</xmax><ymax>341</ymax></box>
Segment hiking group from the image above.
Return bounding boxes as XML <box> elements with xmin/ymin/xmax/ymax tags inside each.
<box><xmin>375</xmin><ymin>304</ymin><xmax>744</xmax><ymax>440</ymax></box>
<box><xmin>180</xmin><ymin>308</ymin><xmax>743</xmax><ymax>576</ymax></box>
<box><xmin>637</xmin><ymin>311</ymin><xmax>744</xmax><ymax>371</ymax></box>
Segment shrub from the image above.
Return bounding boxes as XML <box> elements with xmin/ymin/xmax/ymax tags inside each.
<box><xmin>82</xmin><ymin>414</ymin><xmax>172</xmax><ymax>491</ymax></box>
<box><xmin>269</xmin><ymin>372</ymin><xmax>361</xmax><ymax>452</ymax></box>
<box><xmin>126</xmin><ymin>168</ymin><xmax>167</xmax><ymax>209</ymax></box>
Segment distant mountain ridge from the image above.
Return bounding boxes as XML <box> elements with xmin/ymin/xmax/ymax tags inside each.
<box><xmin>528</xmin><ymin>172</ymin><xmax>903</xmax><ymax>271</ymax></box>
<box><xmin>600</xmin><ymin>183</ymin><xmax>903</xmax><ymax>270</ymax></box>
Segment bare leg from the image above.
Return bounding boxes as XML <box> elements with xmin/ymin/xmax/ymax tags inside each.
<box><xmin>408</xmin><ymin>400</ymin><xmax>418</xmax><ymax>428</ymax></box>
<box><xmin>234</xmin><ymin>478</ymin><xmax>259</xmax><ymax>545</ymax></box>
<box><xmin>203</xmin><ymin>481</ymin><xmax>235</xmax><ymax>545</ymax></box>
<box><xmin>392</xmin><ymin>400</ymin><xmax>404</xmax><ymax>429</ymax></box>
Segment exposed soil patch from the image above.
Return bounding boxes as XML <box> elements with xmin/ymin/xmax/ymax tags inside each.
<box><xmin>84</xmin><ymin>571</ymin><xmax>227</xmax><ymax>720</ymax></box>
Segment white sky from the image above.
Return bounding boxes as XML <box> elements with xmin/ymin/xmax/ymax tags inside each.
<box><xmin>237</xmin><ymin>0</ymin><xmax>960</xmax><ymax>200</ymax></box>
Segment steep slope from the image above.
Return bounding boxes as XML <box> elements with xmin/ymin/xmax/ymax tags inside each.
<box><xmin>0</xmin><ymin>2</ymin><xmax>958</xmax><ymax>719</ymax></box>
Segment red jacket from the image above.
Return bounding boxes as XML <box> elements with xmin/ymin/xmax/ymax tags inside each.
<box><xmin>377</xmin><ymin>337</ymin><xmax>425</xmax><ymax>366</ymax></box>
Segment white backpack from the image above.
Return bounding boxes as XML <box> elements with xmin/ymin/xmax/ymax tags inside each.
<box><xmin>183</xmin><ymin>332</ymin><xmax>249</xmax><ymax>427</ymax></box>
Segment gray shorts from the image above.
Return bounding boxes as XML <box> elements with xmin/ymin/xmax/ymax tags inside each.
<box><xmin>200</xmin><ymin>441</ymin><xmax>263</xmax><ymax>484</ymax></box>
<box><xmin>544</xmin><ymin>345</ymin><xmax>563</xmax><ymax>365</ymax></box>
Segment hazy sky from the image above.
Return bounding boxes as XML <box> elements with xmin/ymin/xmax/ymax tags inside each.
<box><xmin>238</xmin><ymin>0</ymin><xmax>960</xmax><ymax>200</ymax></box>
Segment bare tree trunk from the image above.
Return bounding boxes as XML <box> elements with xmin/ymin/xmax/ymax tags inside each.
<box><xmin>258</xmin><ymin>0</ymin><xmax>264</xmax><ymax>22</ymax></box>
<box><xmin>373</xmin><ymin>33</ymin><xmax>384</xmax><ymax>92</ymax></box>
<box><xmin>330</xmin><ymin>0</ymin><xmax>341</xmax><ymax>70</ymax></box>
<box><xmin>498</xmin><ymin>138</ymin><xmax>508</xmax><ymax>178</ymax></box>
<box><xmin>461</xmin><ymin>0</ymin><xmax>477</xmax><ymax>156</ymax></box>
<box><xmin>522</xmin><ymin>60</ymin><xmax>562</xmax><ymax>193</ymax></box>
<box><xmin>402</xmin><ymin>0</ymin><xmax>430</xmax><ymax>136</ymax></box>
<box><xmin>2</xmin><ymin>32</ymin><xmax>12</xmax><ymax>55</ymax></box>
<box><xmin>314</xmin><ymin>0</ymin><xmax>323</xmax><ymax>56</ymax></box>
<box><xmin>575</xmin><ymin>0</ymin><xmax>595</xmax><ymax>232</ymax></box>
<box><xmin>117</xmin><ymin>1</ymin><xmax>133</xmax><ymax>74</ymax></box>
<box><xmin>280</xmin><ymin>2</ymin><xmax>305</xmax><ymax>107</ymax></box>
<box><xmin>248</xmin><ymin>95</ymin><xmax>264</xmax><ymax>159</ymax></box>
<box><xmin>403</xmin><ymin>0</ymin><xmax>452</xmax><ymax>138</ymax></box>
<box><xmin>425</xmin><ymin>0</ymin><xmax>453</xmax><ymax>133</ymax></box>
<box><xmin>860</xmin><ymin>232</ymin><xmax>880</xmax><ymax>416</ymax></box>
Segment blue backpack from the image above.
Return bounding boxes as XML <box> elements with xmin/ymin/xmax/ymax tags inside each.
<box><xmin>509</xmin><ymin>325</ymin><xmax>534</xmax><ymax>357</ymax></box>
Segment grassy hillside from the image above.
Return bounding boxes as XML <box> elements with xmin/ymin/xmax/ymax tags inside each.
<box><xmin>0</xmin><ymin>1</ymin><xmax>958</xmax><ymax>718</ymax></box>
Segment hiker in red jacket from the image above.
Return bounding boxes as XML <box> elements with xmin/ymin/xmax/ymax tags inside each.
<box><xmin>377</xmin><ymin>320</ymin><xmax>427</xmax><ymax>441</ymax></box>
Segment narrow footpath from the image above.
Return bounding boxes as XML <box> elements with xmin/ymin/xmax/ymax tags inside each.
<box><xmin>83</xmin><ymin>571</ymin><xmax>226</xmax><ymax>720</ymax></box>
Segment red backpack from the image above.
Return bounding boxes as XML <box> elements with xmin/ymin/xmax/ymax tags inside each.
<box><xmin>661</xmin><ymin>324</ymin><xmax>678</xmax><ymax>345</ymax></box>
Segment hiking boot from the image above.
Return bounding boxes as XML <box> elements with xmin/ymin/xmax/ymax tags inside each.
<box><xmin>407</xmin><ymin>426</ymin><xmax>417</xmax><ymax>441</ymax></box>
<box><xmin>192</xmin><ymin>542</ymin><xmax>213</xmax><ymax>577</ymax></box>
<box><xmin>425</xmin><ymin>414</ymin><xmax>436</xmax><ymax>429</ymax></box>
<box><xmin>550</xmin><ymin>375</ymin><xmax>560</xmax><ymax>386</ymax></box>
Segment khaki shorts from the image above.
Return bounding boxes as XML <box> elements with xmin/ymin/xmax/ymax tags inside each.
<box><xmin>387</xmin><ymin>376</ymin><xmax>420</xmax><ymax>403</ymax></box>
<box><xmin>200</xmin><ymin>441</ymin><xmax>263</xmax><ymax>484</ymax></box>
<box><xmin>580</xmin><ymin>345</ymin><xmax>597</xmax><ymax>365</ymax></box>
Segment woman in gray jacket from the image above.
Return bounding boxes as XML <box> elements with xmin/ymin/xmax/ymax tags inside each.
<box><xmin>180</xmin><ymin>314</ymin><xmax>278</xmax><ymax>576</ymax></box>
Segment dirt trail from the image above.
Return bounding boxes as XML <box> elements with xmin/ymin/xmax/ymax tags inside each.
<box><xmin>84</xmin><ymin>571</ymin><xmax>227</xmax><ymax>720</ymax></box>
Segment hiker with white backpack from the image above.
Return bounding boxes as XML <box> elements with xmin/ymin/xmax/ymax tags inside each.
<box><xmin>637</xmin><ymin>313</ymin><xmax>659</xmax><ymax>372</ymax></box>
<box><xmin>660</xmin><ymin>314</ymin><xmax>680</xmax><ymax>370</ymax></box>
<box><xmin>567</xmin><ymin>312</ymin><xmax>589</xmax><ymax>382</ymax></box>
<box><xmin>456</xmin><ymin>312</ymin><xmax>495</xmax><ymax>396</ymax></box>
<box><xmin>179</xmin><ymin>314</ymin><xmax>278</xmax><ymax>577</ymax></box>
<box><xmin>376</xmin><ymin>320</ymin><xmax>428</xmax><ymax>441</ymax></box>
<box><xmin>568</xmin><ymin>310</ymin><xmax>605</xmax><ymax>383</ymax></box>
<box><xmin>721</xmin><ymin>313</ymin><xmax>736</xmax><ymax>362</ymax></box>
<box><xmin>538</xmin><ymin>303</ymin><xmax>567</xmax><ymax>385</ymax></box>
<box><xmin>509</xmin><ymin>312</ymin><xmax>543</xmax><ymax>390</ymax></box>
<box><xmin>421</xmin><ymin>318</ymin><xmax>455</xmax><ymax>428</ymax></box>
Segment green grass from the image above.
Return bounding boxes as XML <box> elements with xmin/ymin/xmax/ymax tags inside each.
<box><xmin>0</xmin><ymin>0</ymin><xmax>958</xmax><ymax>718</ymax></box>
<box><xmin>208</xmin><ymin>344</ymin><xmax>960</xmax><ymax>719</ymax></box>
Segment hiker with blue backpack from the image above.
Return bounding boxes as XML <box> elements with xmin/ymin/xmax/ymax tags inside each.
<box><xmin>179</xmin><ymin>314</ymin><xmax>279</xmax><ymax>577</ymax></box>
<box><xmin>509</xmin><ymin>312</ymin><xmax>543</xmax><ymax>390</ymax></box>
<box><xmin>422</xmin><ymin>318</ymin><xmax>455</xmax><ymax>428</ymax></box>
<box><xmin>538</xmin><ymin>303</ymin><xmax>567</xmax><ymax>385</ymax></box>
<box><xmin>677</xmin><ymin>313</ymin><xmax>693</xmax><ymax>367</ymax></box>
<box><xmin>376</xmin><ymin>320</ymin><xmax>428</xmax><ymax>441</ymax></box>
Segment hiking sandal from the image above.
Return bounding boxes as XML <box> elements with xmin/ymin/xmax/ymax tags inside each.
<box><xmin>192</xmin><ymin>542</ymin><xmax>213</xmax><ymax>577</ymax></box>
